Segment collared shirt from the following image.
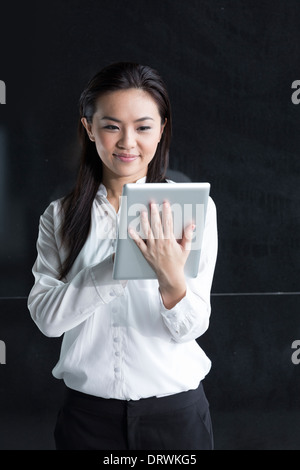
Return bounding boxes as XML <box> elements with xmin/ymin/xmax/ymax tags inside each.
<box><xmin>28</xmin><ymin>178</ymin><xmax>218</xmax><ymax>400</ymax></box>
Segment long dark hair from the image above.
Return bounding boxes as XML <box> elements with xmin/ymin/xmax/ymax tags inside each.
<box><xmin>59</xmin><ymin>62</ymin><xmax>172</xmax><ymax>279</ymax></box>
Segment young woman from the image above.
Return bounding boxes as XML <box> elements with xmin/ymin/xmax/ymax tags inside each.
<box><xmin>28</xmin><ymin>62</ymin><xmax>218</xmax><ymax>450</ymax></box>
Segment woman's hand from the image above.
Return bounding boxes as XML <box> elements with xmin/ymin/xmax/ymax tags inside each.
<box><xmin>128</xmin><ymin>201</ymin><xmax>195</xmax><ymax>309</ymax></box>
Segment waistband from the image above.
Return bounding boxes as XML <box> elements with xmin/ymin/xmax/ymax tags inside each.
<box><xmin>63</xmin><ymin>383</ymin><xmax>204</xmax><ymax>417</ymax></box>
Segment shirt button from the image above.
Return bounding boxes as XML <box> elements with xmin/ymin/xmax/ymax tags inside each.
<box><xmin>113</xmin><ymin>337</ymin><xmax>119</xmax><ymax>343</ymax></box>
<box><xmin>115</xmin><ymin>351</ymin><xmax>120</xmax><ymax>357</ymax></box>
<box><xmin>112</xmin><ymin>308</ymin><xmax>117</xmax><ymax>314</ymax></box>
<box><xmin>114</xmin><ymin>367</ymin><xmax>120</xmax><ymax>373</ymax></box>
<box><xmin>109</xmin><ymin>291</ymin><xmax>114</xmax><ymax>297</ymax></box>
<box><xmin>112</xmin><ymin>322</ymin><xmax>118</xmax><ymax>327</ymax></box>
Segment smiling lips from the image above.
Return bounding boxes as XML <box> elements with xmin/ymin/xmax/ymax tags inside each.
<box><xmin>113</xmin><ymin>153</ymin><xmax>139</xmax><ymax>162</ymax></box>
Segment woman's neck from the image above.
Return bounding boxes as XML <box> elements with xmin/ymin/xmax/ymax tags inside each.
<box><xmin>102</xmin><ymin>171</ymin><xmax>147</xmax><ymax>212</ymax></box>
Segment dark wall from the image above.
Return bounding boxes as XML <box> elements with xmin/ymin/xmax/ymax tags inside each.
<box><xmin>0</xmin><ymin>0</ymin><xmax>299</xmax><ymax>450</ymax></box>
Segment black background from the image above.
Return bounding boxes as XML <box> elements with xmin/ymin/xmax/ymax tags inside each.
<box><xmin>0</xmin><ymin>0</ymin><xmax>299</xmax><ymax>450</ymax></box>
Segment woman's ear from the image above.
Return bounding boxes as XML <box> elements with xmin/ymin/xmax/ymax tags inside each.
<box><xmin>81</xmin><ymin>117</ymin><xmax>95</xmax><ymax>141</ymax></box>
<box><xmin>159</xmin><ymin>118</ymin><xmax>167</xmax><ymax>142</ymax></box>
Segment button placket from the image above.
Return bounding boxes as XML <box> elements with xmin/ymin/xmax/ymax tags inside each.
<box><xmin>112</xmin><ymin>302</ymin><xmax>123</xmax><ymax>380</ymax></box>
<box><xmin>111</xmin><ymin>211</ymin><xmax>118</xmax><ymax>251</ymax></box>
<box><xmin>96</xmin><ymin>197</ymin><xmax>118</xmax><ymax>252</ymax></box>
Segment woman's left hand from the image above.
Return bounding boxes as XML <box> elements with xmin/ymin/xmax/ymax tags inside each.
<box><xmin>128</xmin><ymin>201</ymin><xmax>195</xmax><ymax>309</ymax></box>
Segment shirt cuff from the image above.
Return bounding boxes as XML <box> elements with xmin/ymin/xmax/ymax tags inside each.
<box><xmin>90</xmin><ymin>254</ymin><xmax>126</xmax><ymax>303</ymax></box>
<box><xmin>159</xmin><ymin>288</ymin><xmax>190</xmax><ymax>335</ymax></box>
<box><xmin>159</xmin><ymin>285</ymin><xmax>207</xmax><ymax>341</ymax></box>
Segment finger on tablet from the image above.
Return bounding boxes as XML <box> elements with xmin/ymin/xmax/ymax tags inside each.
<box><xmin>150</xmin><ymin>202</ymin><xmax>163</xmax><ymax>239</ymax></box>
<box><xmin>162</xmin><ymin>200</ymin><xmax>173</xmax><ymax>239</ymax></box>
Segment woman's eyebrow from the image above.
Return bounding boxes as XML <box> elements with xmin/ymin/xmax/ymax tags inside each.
<box><xmin>100</xmin><ymin>116</ymin><xmax>154</xmax><ymax>122</ymax></box>
<box><xmin>100</xmin><ymin>116</ymin><xmax>121</xmax><ymax>122</ymax></box>
<box><xmin>134</xmin><ymin>117</ymin><xmax>154</xmax><ymax>122</ymax></box>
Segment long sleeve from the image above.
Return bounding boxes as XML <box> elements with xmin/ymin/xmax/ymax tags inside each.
<box><xmin>27</xmin><ymin>201</ymin><xmax>125</xmax><ymax>338</ymax></box>
<box><xmin>159</xmin><ymin>197</ymin><xmax>218</xmax><ymax>343</ymax></box>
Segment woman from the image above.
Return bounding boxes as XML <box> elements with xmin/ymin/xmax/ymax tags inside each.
<box><xmin>28</xmin><ymin>62</ymin><xmax>218</xmax><ymax>450</ymax></box>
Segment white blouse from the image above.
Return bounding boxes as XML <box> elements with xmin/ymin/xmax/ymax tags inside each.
<box><xmin>28</xmin><ymin>178</ymin><xmax>218</xmax><ymax>400</ymax></box>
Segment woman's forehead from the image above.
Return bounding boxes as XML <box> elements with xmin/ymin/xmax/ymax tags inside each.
<box><xmin>94</xmin><ymin>88</ymin><xmax>161</xmax><ymax>119</ymax></box>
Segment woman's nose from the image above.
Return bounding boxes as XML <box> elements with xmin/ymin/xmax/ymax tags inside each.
<box><xmin>117</xmin><ymin>129</ymin><xmax>136</xmax><ymax>149</ymax></box>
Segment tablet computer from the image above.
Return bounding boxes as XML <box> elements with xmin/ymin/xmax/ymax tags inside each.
<box><xmin>112</xmin><ymin>182</ymin><xmax>210</xmax><ymax>280</ymax></box>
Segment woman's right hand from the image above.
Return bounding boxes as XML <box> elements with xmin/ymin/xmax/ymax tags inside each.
<box><xmin>128</xmin><ymin>201</ymin><xmax>195</xmax><ymax>309</ymax></box>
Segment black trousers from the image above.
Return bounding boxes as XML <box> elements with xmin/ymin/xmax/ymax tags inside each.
<box><xmin>54</xmin><ymin>382</ymin><xmax>213</xmax><ymax>450</ymax></box>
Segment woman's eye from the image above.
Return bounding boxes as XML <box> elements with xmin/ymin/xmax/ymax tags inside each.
<box><xmin>138</xmin><ymin>126</ymin><xmax>151</xmax><ymax>131</ymax></box>
<box><xmin>104</xmin><ymin>125</ymin><xmax>119</xmax><ymax>130</ymax></box>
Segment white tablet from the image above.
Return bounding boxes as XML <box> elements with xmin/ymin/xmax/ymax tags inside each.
<box><xmin>112</xmin><ymin>182</ymin><xmax>210</xmax><ymax>280</ymax></box>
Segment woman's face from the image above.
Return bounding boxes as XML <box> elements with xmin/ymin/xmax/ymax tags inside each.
<box><xmin>82</xmin><ymin>88</ymin><xmax>166</xmax><ymax>185</ymax></box>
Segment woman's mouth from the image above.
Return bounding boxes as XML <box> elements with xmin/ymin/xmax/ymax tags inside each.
<box><xmin>113</xmin><ymin>153</ymin><xmax>139</xmax><ymax>162</ymax></box>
